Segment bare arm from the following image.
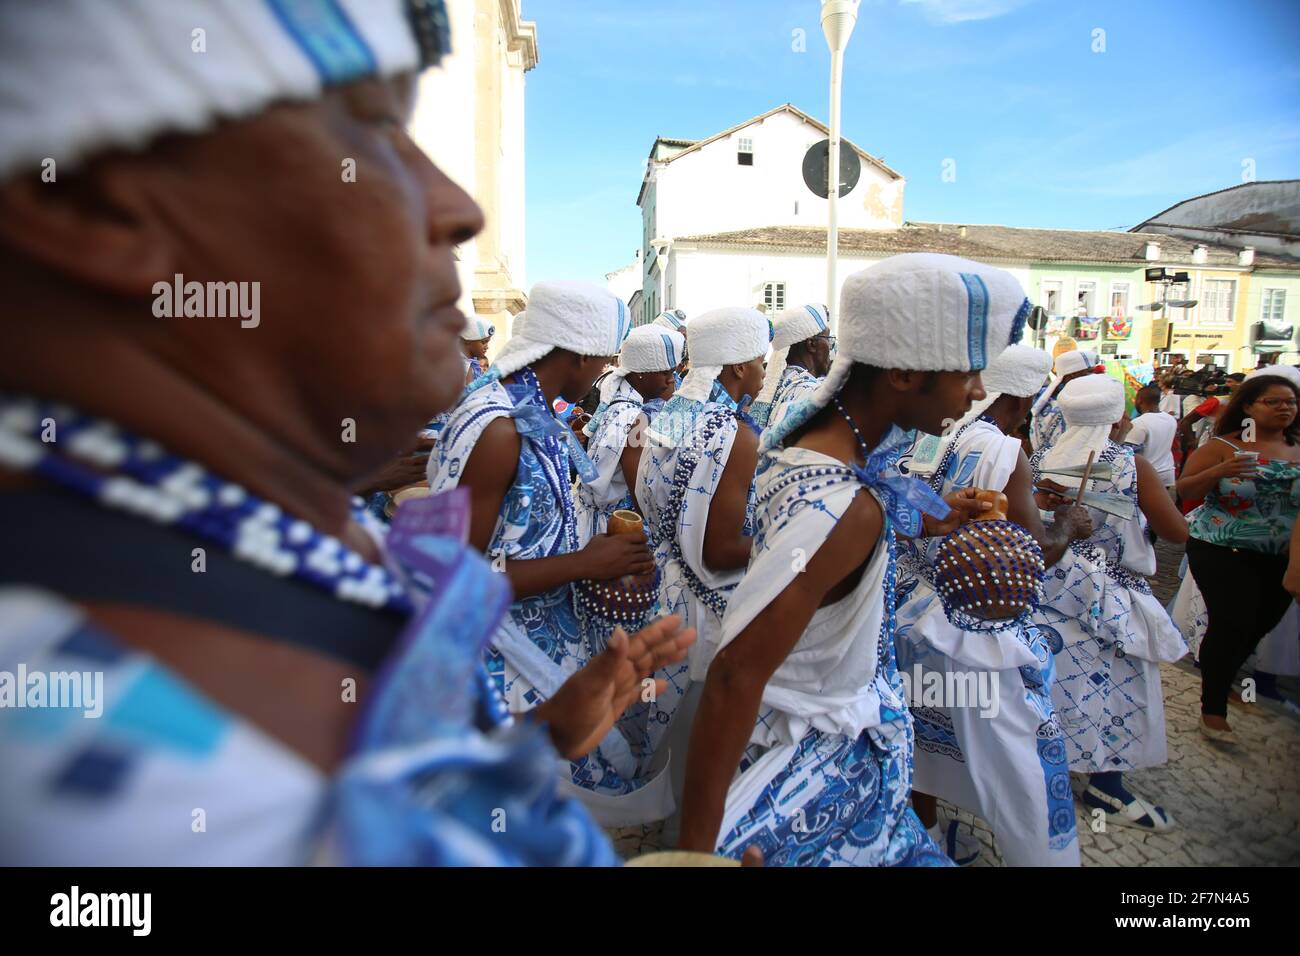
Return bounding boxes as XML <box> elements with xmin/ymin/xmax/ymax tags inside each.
<box><xmin>1136</xmin><ymin>454</ymin><xmax>1188</xmax><ymax>544</ymax></box>
<box><xmin>619</xmin><ymin>413</ymin><xmax>649</xmax><ymax>511</ymax></box>
<box><xmin>1284</xmin><ymin>520</ymin><xmax>1300</xmax><ymax>602</ymax></box>
<box><xmin>461</xmin><ymin>418</ymin><xmax>651</xmax><ymax>597</ymax></box>
<box><xmin>677</xmin><ymin>491</ymin><xmax>884</xmax><ymax>853</ymax></box>
<box><xmin>701</xmin><ymin>423</ymin><xmax>759</xmax><ymax>573</ymax></box>
<box><xmin>1175</xmin><ymin>438</ymin><xmax>1255</xmax><ymax>502</ymax></box>
<box><xmin>1004</xmin><ymin>450</ymin><xmax>1090</xmax><ymax>567</ymax></box>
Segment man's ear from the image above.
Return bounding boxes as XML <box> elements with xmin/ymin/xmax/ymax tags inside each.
<box><xmin>0</xmin><ymin>161</ymin><xmax>173</xmax><ymax>297</ymax></box>
<box><xmin>886</xmin><ymin>368</ymin><xmax>924</xmax><ymax>393</ymax></box>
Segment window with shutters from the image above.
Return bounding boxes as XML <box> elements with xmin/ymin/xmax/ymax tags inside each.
<box><xmin>738</xmin><ymin>137</ymin><xmax>754</xmax><ymax>166</ymax></box>
<box><xmin>764</xmin><ymin>282</ymin><xmax>786</xmax><ymax>315</ymax></box>
<box><xmin>1261</xmin><ymin>288</ymin><xmax>1286</xmax><ymax>324</ymax></box>
<box><xmin>1200</xmin><ymin>279</ymin><xmax>1236</xmax><ymax>326</ymax></box>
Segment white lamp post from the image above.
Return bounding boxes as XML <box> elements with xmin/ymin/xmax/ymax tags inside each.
<box><xmin>821</xmin><ymin>0</ymin><xmax>860</xmax><ymax>334</ymax></box>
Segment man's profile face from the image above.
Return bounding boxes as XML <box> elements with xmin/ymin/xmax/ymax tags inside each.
<box><xmin>910</xmin><ymin>369</ymin><xmax>986</xmax><ymax>435</ymax></box>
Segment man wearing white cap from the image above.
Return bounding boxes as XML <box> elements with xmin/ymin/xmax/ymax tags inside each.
<box><xmin>428</xmin><ymin>279</ymin><xmax>692</xmax><ymax>822</ymax></box>
<box><xmin>575</xmin><ymin>325</ymin><xmax>685</xmax><ymax>544</ymax></box>
<box><xmin>894</xmin><ymin>344</ymin><xmax>1094</xmax><ymax>865</ymax></box>
<box><xmin>1030</xmin><ymin>349</ymin><xmax>1101</xmax><ymax>452</ymax></box>
<box><xmin>751</xmin><ymin>304</ymin><xmax>834</xmax><ymax>431</ymax></box>
<box><xmin>460</xmin><ymin>317</ymin><xmax>495</xmax><ymax>383</ymax></box>
<box><xmin>0</xmin><ymin>0</ymin><xmax>692</xmax><ymax>865</ymax></box>
<box><xmin>652</xmin><ymin>310</ymin><xmax>691</xmax><ymax>384</ymax></box>
<box><xmin>677</xmin><ymin>253</ymin><xmax>1028</xmax><ymax>865</ymax></box>
<box><xmin>1032</xmin><ymin>375</ymin><xmax>1188</xmax><ymax>832</ymax></box>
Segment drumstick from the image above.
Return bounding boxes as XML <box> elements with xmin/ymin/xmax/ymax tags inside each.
<box><xmin>1076</xmin><ymin>450</ymin><xmax>1096</xmax><ymax>503</ymax></box>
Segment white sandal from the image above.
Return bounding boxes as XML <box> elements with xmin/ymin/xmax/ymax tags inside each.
<box><xmin>1083</xmin><ymin>786</ymin><xmax>1176</xmax><ymax>833</ymax></box>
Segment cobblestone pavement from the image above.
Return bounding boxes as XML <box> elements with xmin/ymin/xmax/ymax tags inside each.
<box><xmin>610</xmin><ymin>541</ymin><xmax>1300</xmax><ymax>866</ymax></box>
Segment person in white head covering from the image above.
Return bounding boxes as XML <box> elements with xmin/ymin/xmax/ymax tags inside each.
<box><xmin>751</xmin><ymin>304</ymin><xmax>834</xmax><ymax>431</ymax></box>
<box><xmin>575</xmin><ymin>325</ymin><xmax>684</xmax><ymax>544</ymax></box>
<box><xmin>652</xmin><ymin>310</ymin><xmax>691</xmax><ymax>382</ymax></box>
<box><xmin>676</xmin><ymin>253</ymin><xmax>1030</xmax><ymax>865</ymax></box>
<box><xmin>427</xmin><ymin>279</ymin><xmax>693</xmax><ymax>823</ymax></box>
<box><xmin>0</xmin><ymin>0</ymin><xmax>691</xmax><ymax>867</ymax></box>
<box><xmin>1031</xmin><ymin>374</ymin><xmax>1188</xmax><ymax>833</ymax></box>
<box><xmin>1030</xmin><ymin>348</ymin><xmax>1102</xmax><ymax>452</ymax></box>
<box><xmin>893</xmin><ymin>343</ymin><xmax>1096</xmax><ymax>865</ymax></box>
<box><xmin>459</xmin><ymin>316</ymin><xmax>495</xmax><ymax>381</ymax></box>
<box><xmin>633</xmin><ymin>307</ymin><xmax>768</xmax><ymax>824</ymax></box>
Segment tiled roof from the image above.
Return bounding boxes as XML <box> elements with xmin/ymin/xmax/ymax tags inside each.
<box><xmin>673</xmin><ymin>222</ymin><xmax>1300</xmax><ymax>270</ymax></box>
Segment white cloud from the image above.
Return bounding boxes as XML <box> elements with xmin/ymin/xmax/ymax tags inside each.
<box><xmin>899</xmin><ymin>0</ymin><xmax>1037</xmax><ymax>25</ymax></box>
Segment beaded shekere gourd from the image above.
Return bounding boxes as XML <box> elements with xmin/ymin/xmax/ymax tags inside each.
<box><xmin>933</xmin><ymin>490</ymin><xmax>1046</xmax><ymax>632</ymax></box>
<box><xmin>574</xmin><ymin>510</ymin><xmax>661</xmax><ymax>627</ymax></box>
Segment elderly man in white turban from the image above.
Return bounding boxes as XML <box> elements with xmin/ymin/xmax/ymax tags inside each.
<box><xmin>427</xmin><ymin>280</ymin><xmax>693</xmax><ymax>824</ymax></box>
<box><xmin>676</xmin><ymin>253</ymin><xmax>1030</xmax><ymax>865</ymax></box>
<box><xmin>1031</xmin><ymin>374</ymin><xmax>1188</xmax><ymax>832</ymax></box>
<box><xmin>1030</xmin><ymin>349</ymin><xmax>1102</xmax><ymax>452</ymax></box>
<box><xmin>893</xmin><ymin>344</ymin><xmax>1095</xmax><ymax>866</ymax></box>
<box><xmin>576</xmin><ymin>325</ymin><xmax>685</xmax><ymax>544</ymax></box>
<box><xmin>751</xmin><ymin>304</ymin><xmax>834</xmax><ymax>431</ymax></box>
<box><xmin>0</xmin><ymin>0</ymin><xmax>698</xmax><ymax>867</ymax></box>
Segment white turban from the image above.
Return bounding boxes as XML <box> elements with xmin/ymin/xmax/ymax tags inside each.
<box><xmin>1245</xmin><ymin>365</ymin><xmax>1300</xmax><ymax>389</ymax></box>
<box><xmin>948</xmin><ymin>343</ymin><xmax>1054</xmax><ymax>434</ymax></box>
<box><xmin>764</xmin><ymin>253</ymin><xmax>1030</xmax><ymax>450</ymax></box>
<box><xmin>598</xmin><ymin>326</ymin><xmax>685</xmax><ymax>403</ymax></box>
<box><xmin>652</xmin><ymin>309</ymin><xmax>688</xmax><ymax>332</ymax></box>
<box><xmin>1031</xmin><ymin>348</ymin><xmax>1102</xmax><ymax>418</ymax></box>
<box><xmin>675</xmin><ymin>307</ymin><xmax>773</xmax><ymax>403</ymax></box>
<box><xmin>489</xmin><ymin>281</ymin><xmax>632</xmax><ymax>381</ymax></box>
<box><xmin>1039</xmin><ymin>374</ymin><xmax>1125</xmax><ymax>474</ymax></box>
<box><xmin>0</xmin><ymin>0</ymin><xmax>442</xmax><ymax>181</ymax></box>
<box><xmin>460</xmin><ymin>317</ymin><xmax>495</xmax><ymax>341</ymax></box>
<box><xmin>755</xmin><ymin>304</ymin><xmax>830</xmax><ymax>409</ymax></box>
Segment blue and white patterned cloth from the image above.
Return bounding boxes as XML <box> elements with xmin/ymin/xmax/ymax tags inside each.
<box><xmin>1029</xmin><ymin>441</ymin><xmax>1187</xmax><ymax>773</ymax></box>
<box><xmin>427</xmin><ymin>372</ymin><xmax>679</xmax><ymax>823</ymax></box>
<box><xmin>575</xmin><ymin>376</ymin><xmax>655</xmax><ymax>544</ymax></box>
<box><xmin>1030</xmin><ymin>396</ymin><xmax>1067</xmax><ymax>453</ymax></box>
<box><xmin>753</xmin><ymin>364</ymin><xmax>820</xmax><ymax>434</ymax></box>
<box><xmin>893</xmin><ymin>418</ymin><xmax>1079</xmax><ymax>865</ymax></box>
<box><xmin>704</xmin><ymin>441</ymin><xmax>949</xmax><ymax>866</ymax></box>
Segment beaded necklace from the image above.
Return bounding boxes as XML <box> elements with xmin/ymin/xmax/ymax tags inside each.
<box><xmin>0</xmin><ymin>394</ymin><xmax>514</xmax><ymax>724</ymax></box>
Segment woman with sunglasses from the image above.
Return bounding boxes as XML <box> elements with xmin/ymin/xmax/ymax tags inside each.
<box><xmin>1177</xmin><ymin>369</ymin><xmax>1300</xmax><ymax>743</ymax></box>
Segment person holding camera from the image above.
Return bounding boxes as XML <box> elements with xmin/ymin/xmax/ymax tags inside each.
<box><xmin>1177</xmin><ymin>369</ymin><xmax>1300</xmax><ymax>743</ymax></box>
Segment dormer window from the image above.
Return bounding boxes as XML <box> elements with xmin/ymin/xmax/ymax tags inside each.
<box><xmin>738</xmin><ymin>137</ymin><xmax>754</xmax><ymax>166</ymax></box>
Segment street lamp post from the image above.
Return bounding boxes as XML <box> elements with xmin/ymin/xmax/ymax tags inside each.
<box><xmin>821</xmin><ymin>0</ymin><xmax>859</xmax><ymax>335</ymax></box>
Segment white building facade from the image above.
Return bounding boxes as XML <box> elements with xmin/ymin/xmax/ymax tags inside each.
<box><xmin>408</xmin><ymin>0</ymin><xmax>538</xmax><ymax>356</ymax></box>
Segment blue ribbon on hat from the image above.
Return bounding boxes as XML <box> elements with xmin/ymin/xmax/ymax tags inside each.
<box><xmin>507</xmin><ymin>389</ymin><xmax>599</xmax><ymax>483</ymax></box>
<box><xmin>848</xmin><ymin>429</ymin><xmax>951</xmax><ymax>538</ymax></box>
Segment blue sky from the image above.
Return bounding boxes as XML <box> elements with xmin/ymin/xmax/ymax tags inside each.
<box><xmin>522</xmin><ymin>0</ymin><xmax>1300</xmax><ymax>285</ymax></box>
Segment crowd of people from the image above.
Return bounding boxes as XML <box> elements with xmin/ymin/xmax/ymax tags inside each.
<box><xmin>1</xmin><ymin>0</ymin><xmax>1296</xmax><ymax>868</ymax></box>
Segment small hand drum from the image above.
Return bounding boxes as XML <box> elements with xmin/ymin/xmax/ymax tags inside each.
<box><xmin>933</xmin><ymin>490</ymin><xmax>1045</xmax><ymax>629</ymax></box>
<box><xmin>575</xmin><ymin>510</ymin><xmax>660</xmax><ymax>629</ymax></box>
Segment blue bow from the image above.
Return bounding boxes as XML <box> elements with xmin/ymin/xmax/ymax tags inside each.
<box><xmin>850</xmin><ymin>440</ymin><xmax>951</xmax><ymax>538</ymax></box>
<box><xmin>507</xmin><ymin>389</ymin><xmax>599</xmax><ymax>483</ymax></box>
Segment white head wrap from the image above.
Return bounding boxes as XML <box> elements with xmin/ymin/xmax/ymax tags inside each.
<box><xmin>1031</xmin><ymin>348</ymin><xmax>1102</xmax><ymax>418</ymax></box>
<box><xmin>675</xmin><ymin>307</ymin><xmax>773</xmax><ymax>403</ymax></box>
<box><xmin>1245</xmin><ymin>365</ymin><xmax>1300</xmax><ymax>389</ymax></box>
<box><xmin>1039</xmin><ymin>374</ymin><xmax>1125</xmax><ymax>473</ymax></box>
<box><xmin>597</xmin><ymin>326</ymin><xmax>685</xmax><ymax>402</ymax></box>
<box><xmin>490</xmin><ymin>281</ymin><xmax>632</xmax><ymax>381</ymax></box>
<box><xmin>764</xmin><ymin>253</ymin><xmax>1030</xmax><ymax>450</ymax></box>
<box><xmin>755</xmin><ymin>304</ymin><xmax>830</xmax><ymax>409</ymax></box>
<box><xmin>460</xmin><ymin>317</ymin><xmax>495</xmax><ymax>342</ymax></box>
<box><xmin>948</xmin><ymin>343</ymin><xmax>1054</xmax><ymax>432</ymax></box>
<box><xmin>652</xmin><ymin>309</ymin><xmax>688</xmax><ymax>333</ymax></box>
<box><xmin>0</xmin><ymin>0</ymin><xmax>442</xmax><ymax>181</ymax></box>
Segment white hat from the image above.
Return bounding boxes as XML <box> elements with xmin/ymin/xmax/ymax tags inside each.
<box><xmin>764</xmin><ymin>253</ymin><xmax>1029</xmax><ymax>449</ymax></box>
<box><xmin>460</xmin><ymin>317</ymin><xmax>495</xmax><ymax>342</ymax></box>
<box><xmin>1039</xmin><ymin>374</ymin><xmax>1125</xmax><ymax>474</ymax></box>
<box><xmin>490</xmin><ymin>281</ymin><xmax>631</xmax><ymax>381</ymax></box>
<box><xmin>1031</xmin><ymin>348</ymin><xmax>1103</xmax><ymax>418</ymax></box>
<box><xmin>948</xmin><ymin>343</ymin><xmax>1054</xmax><ymax>434</ymax></box>
<box><xmin>675</xmin><ymin>307</ymin><xmax>772</xmax><ymax>402</ymax></box>
<box><xmin>755</xmin><ymin>304</ymin><xmax>829</xmax><ymax>409</ymax></box>
<box><xmin>1245</xmin><ymin>365</ymin><xmax>1300</xmax><ymax>389</ymax></box>
<box><xmin>652</xmin><ymin>309</ymin><xmax>688</xmax><ymax>332</ymax></box>
<box><xmin>598</xmin><ymin>326</ymin><xmax>685</xmax><ymax>403</ymax></box>
<box><xmin>0</xmin><ymin>0</ymin><xmax>443</xmax><ymax>181</ymax></box>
